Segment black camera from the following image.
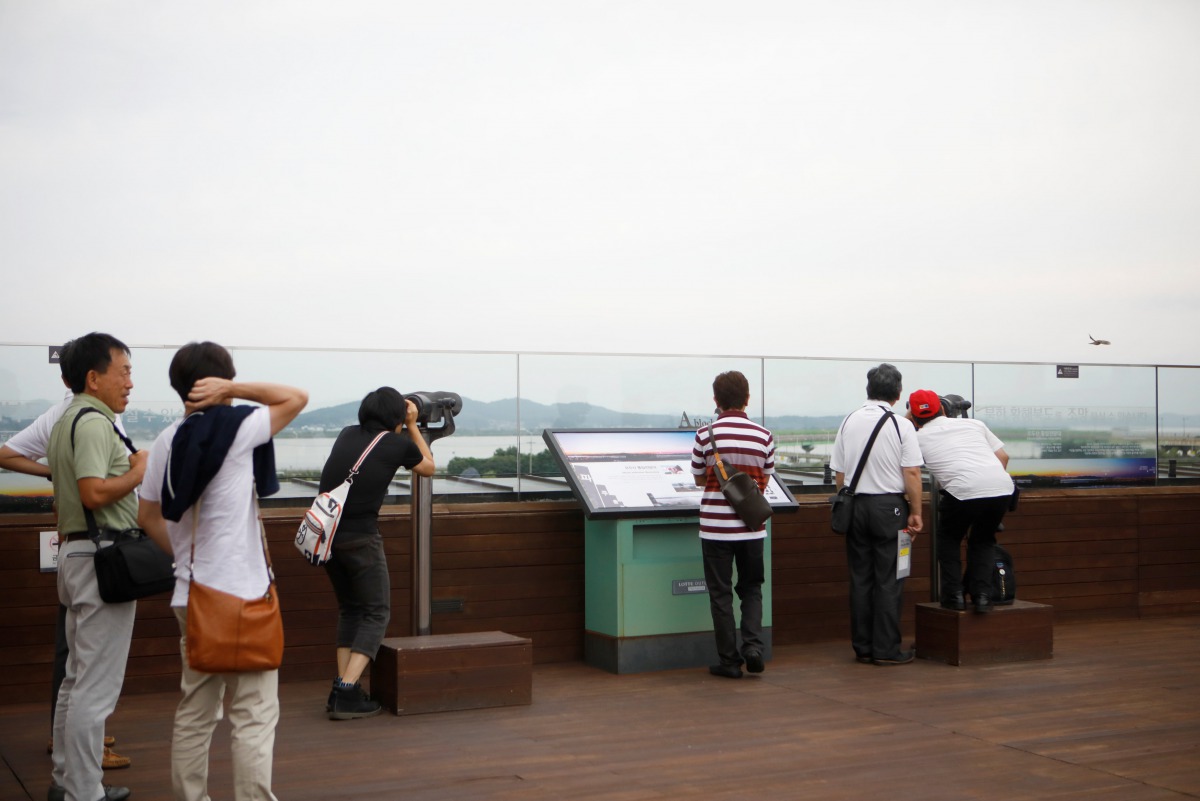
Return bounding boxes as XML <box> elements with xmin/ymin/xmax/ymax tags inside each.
<box><xmin>404</xmin><ymin>391</ymin><xmax>463</xmax><ymax>426</ymax></box>
<box><xmin>939</xmin><ymin>394</ymin><xmax>972</xmax><ymax>419</ymax></box>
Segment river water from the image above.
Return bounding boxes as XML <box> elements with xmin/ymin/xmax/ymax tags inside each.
<box><xmin>272</xmin><ymin>434</ymin><xmax>549</xmax><ymax>472</ymax></box>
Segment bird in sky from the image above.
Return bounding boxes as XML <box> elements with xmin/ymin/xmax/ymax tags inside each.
<box><xmin>1089</xmin><ymin>335</ymin><xmax>1111</xmax><ymax>345</ymax></box>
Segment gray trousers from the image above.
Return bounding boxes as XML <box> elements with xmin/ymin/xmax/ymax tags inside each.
<box><xmin>51</xmin><ymin>540</ymin><xmax>136</xmax><ymax>801</ymax></box>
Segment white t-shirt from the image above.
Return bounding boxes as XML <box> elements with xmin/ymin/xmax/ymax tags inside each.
<box><xmin>916</xmin><ymin>416</ymin><xmax>1014</xmax><ymax>500</ymax></box>
<box><xmin>141</xmin><ymin>406</ymin><xmax>272</xmax><ymax>607</ymax></box>
<box><xmin>830</xmin><ymin>401</ymin><xmax>923</xmax><ymax>494</ymax></box>
<box><xmin>5</xmin><ymin>390</ymin><xmax>128</xmax><ymax>460</ymax></box>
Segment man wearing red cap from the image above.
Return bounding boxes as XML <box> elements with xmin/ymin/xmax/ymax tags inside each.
<box><xmin>907</xmin><ymin>389</ymin><xmax>1014</xmax><ymax>614</ymax></box>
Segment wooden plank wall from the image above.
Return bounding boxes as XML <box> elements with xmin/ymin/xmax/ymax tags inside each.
<box><xmin>1</xmin><ymin>488</ymin><xmax>1197</xmax><ymax>705</ymax></box>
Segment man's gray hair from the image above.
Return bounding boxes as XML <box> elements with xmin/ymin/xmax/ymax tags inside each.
<box><xmin>866</xmin><ymin>363</ymin><xmax>903</xmax><ymax>403</ymax></box>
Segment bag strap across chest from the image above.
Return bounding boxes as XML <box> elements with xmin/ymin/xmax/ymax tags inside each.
<box><xmin>843</xmin><ymin>409</ymin><xmax>898</xmax><ymax>495</ymax></box>
<box><xmin>342</xmin><ymin>431</ymin><xmax>388</xmax><ymax>486</ymax></box>
<box><xmin>706</xmin><ymin>422</ymin><xmax>741</xmax><ymax>486</ymax></box>
<box><xmin>70</xmin><ymin>406</ymin><xmax>136</xmax><ymax>540</ymax></box>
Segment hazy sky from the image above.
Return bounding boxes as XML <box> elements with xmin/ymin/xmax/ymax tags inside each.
<box><xmin>2</xmin><ymin>1</ymin><xmax>1198</xmax><ymax>367</ymax></box>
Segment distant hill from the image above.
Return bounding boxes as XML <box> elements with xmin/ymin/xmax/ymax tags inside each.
<box><xmin>293</xmin><ymin>397</ymin><xmax>681</xmax><ymax>434</ymax></box>
<box><xmin>293</xmin><ymin>397</ymin><xmax>848</xmax><ymax>436</ymax></box>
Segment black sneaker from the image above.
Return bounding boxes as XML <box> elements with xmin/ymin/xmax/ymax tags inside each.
<box><xmin>708</xmin><ymin>663</ymin><xmax>744</xmax><ymax>679</ymax></box>
<box><xmin>744</xmin><ymin>650</ymin><xmax>765</xmax><ymax>674</ymax></box>
<box><xmin>872</xmin><ymin>649</ymin><xmax>915</xmax><ymax>666</ymax></box>
<box><xmin>940</xmin><ymin>592</ymin><xmax>966</xmax><ymax>611</ymax></box>
<box><xmin>329</xmin><ymin>683</ymin><xmax>383</xmax><ymax>720</ymax></box>
<box><xmin>974</xmin><ymin>593</ymin><xmax>994</xmax><ymax>614</ymax></box>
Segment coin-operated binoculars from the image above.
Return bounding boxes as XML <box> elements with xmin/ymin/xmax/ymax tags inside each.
<box><xmin>403</xmin><ymin>392</ymin><xmax>462</xmax><ymax>635</ymax></box>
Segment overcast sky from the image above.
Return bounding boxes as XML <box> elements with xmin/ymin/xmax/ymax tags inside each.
<box><xmin>2</xmin><ymin>1</ymin><xmax>1198</xmax><ymax>368</ymax></box>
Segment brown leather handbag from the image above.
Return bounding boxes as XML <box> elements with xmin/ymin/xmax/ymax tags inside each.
<box><xmin>185</xmin><ymin>499</ymin><xmax>284</xmax><ymax>673</ymax></box>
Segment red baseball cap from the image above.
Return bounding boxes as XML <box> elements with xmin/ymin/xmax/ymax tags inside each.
<box><xmin>909</xmin><ymin>389</ymin><xmax>941</xmax><ymax>419</ymax></box>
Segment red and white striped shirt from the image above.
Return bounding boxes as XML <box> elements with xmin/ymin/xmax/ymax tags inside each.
<box><xmin>691</xmin><ymin>411</ymin><xmax>776</xmax><ymax>540</ymax></box>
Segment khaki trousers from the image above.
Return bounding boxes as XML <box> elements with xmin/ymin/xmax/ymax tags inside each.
<box><xmin>172</xmin><ymin>607</ymin><xmax>279</xmax><ymax>801</ymax></box>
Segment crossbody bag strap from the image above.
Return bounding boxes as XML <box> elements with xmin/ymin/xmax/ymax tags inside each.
<box><xmin>70</xmin><ymin>406</ymin><xmax>136</xmax><ymax>540</ymax></box>
<box><xmin>706</xmin><ymin>422</ymin><xmax>733</xmax><ymax>483</ymax></box>
<box><xmin>845</xmin><ymin>409</ymin><xmax>894</xmax><ymax>495</ymax></box>
<box><xmin>188</xmin><ymin>493</ymin><xmax>276</xmax><ymax>589</ymax></box>
<box><xmin>345</xmin><ymin>431</ymin><xmax>388</xmax><ymax>485</ymax></box>
<box><xmin>255</xmin><ymin>492</ymin><xmax>275</xmax><ymax>585</ymax></box>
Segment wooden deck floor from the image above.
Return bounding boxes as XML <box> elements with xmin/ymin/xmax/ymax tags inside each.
<box><xmin>2</xmin><ymin>616</ymin><xmax>1198</xmax><ymax>801</ymax></box>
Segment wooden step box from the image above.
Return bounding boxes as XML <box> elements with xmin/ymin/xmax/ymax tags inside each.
<box><xmin>372</xmin><ymin>631</ymin><xmax>533</xmax><ymax>715</ymax></box>
<box><xmin>915</xmin><ymin>600</ymin><xmax>1053</xmax><ymax>666</ymax></box>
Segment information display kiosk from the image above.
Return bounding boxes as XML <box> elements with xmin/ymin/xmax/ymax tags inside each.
<box><xmin>544</xmin><ymin>428</ymin><xmax>798</xmax><ymax>673</ymax></box>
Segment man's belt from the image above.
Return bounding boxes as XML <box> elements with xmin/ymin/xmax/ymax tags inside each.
<box><xmin>63</xmin><ymin>532</ymin><xmax>93</xmax><ymax>543</ymax></box>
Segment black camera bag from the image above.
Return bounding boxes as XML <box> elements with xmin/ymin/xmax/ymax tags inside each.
<box><xmin>828</xmin><ymin>410</ymin><xmax>897</xmax><ymax>534</ymax></box>
<box><xmin>70</xmin><ymin>408</ymin><xmax>176</xmax><ymax>603</ymax></box>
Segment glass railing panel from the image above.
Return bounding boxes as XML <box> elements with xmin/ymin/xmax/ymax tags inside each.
<box><xmin>1156</xmin><ymin>366</ymin><xmax>1200</xmax><ymax>481</ymax></box>
<box><xmin>3</xmin><ymin>340</ymin><xmax>1192</xmax><ymax>511</ymax></box>
<box><xmin>516</xmin><ymin>353</ymin><xmax>764</xmax><ymax>495</ymax></box>
<box><xmin>763</xmin><ymin>358</ymin><xmax>972</xmax><ymax>489</ymax></box>
<box><xmin>973</xmin><ymin>363</ymin><xmax>1157</xmax><ymax>487</ymax></box>
<box><xmin>226</xmin><ymin>348</ymin><xmax>519</xmax><ymax>503</ymax></box>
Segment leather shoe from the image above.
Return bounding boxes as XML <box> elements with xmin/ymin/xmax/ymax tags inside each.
<box><xmin>974</xmin><ymin>593</ymin><xmax>993</xmax><ymax>614</ymax></box>
<box><xmin>102</xmin><ymin>746</ymin><xmax>131</xmax><ymax>769</ymax></box>
<box><xmin>744</xmin><ymin>650</ymin><xmax>764</xmax><ymax>674</ymax></box>
<box><xmin>872</xmin><ymin>649</ymin><xmax>915</xmax><ymax>666</ymax></box>
<box><xmin>940</xmin><ymin>592</ymin><xmax>965</xmax><ymax>611</ymax></box>
<box><xmin>708</xmin><ymin>663</ymin><xmax>743</xmax><ymax>679</ymax></box>
<box><xmin>855</xmin><ymin>654</ymin><xmax>873</xmax><ymax>664</ymax></box>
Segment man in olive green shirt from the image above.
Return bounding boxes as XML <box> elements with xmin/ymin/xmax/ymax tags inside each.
<box><xmin>46</xmin><ymin>333</ymin><xmax>146</xmax><ymax>801</ymax></box>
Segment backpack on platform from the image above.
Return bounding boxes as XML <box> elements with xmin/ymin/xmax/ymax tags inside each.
<box><xmin>993</xmin><ymin>544</ymin><xmax>1016</xmax><ymax>605</ymax></box>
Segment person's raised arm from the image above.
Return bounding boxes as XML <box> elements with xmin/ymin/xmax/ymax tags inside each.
<box><xmin>400</xmin><ymin>400</ymin><xmax>436</xmax><ymax>477</ymax></box>
<box><xmin>0</xmin><ymin>445</ymin><xmax>50</xmax><ymax>479</ymax></box>
<box><xmin>185</xmin><ymin>378</ymin><xmax>308</xmax><ymax>436</ymax></box>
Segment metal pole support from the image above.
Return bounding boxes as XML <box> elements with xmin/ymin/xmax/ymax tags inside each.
<box><xmin>410</xmin><ymin>466</ymin><xmax>434</xmax><ymax>636</ymax></box>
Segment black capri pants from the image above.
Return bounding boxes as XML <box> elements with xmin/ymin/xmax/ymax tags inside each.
<box><xmin>323</xmin><ymin>531</ymin><xmax>391</xmax><ymax>660</ymax></box>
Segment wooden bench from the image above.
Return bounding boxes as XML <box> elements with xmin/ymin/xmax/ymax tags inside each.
<box><xmin>371</xmin><ymin>631</ymin><xmax>532</xmax><ymax>715</ymax></box>
<box><xmin>915</xmin><ymin>600</ymin><xmax>1053</xmax><ymax>666</ymax></box>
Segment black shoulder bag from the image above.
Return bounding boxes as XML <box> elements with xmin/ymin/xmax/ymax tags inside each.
<box><xmin>70</xmin><ymin>408</ymin><xmax>176</xmax><ymax>603</ymax></box>
<box><xmin>828</xmin><ymin>409</ymin><xmax>898</xmax><ymax>535</ymax></box>
<box><xmin>706</xmin><ymin>422</ymin><xmax>774</xmax><ymax>531</ymax></box>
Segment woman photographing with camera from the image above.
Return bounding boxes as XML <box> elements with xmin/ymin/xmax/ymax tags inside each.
<box><xmin>317</xmin><ymin>387</ymin><xmax>435</xmax><ymax>719</ymax></box>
